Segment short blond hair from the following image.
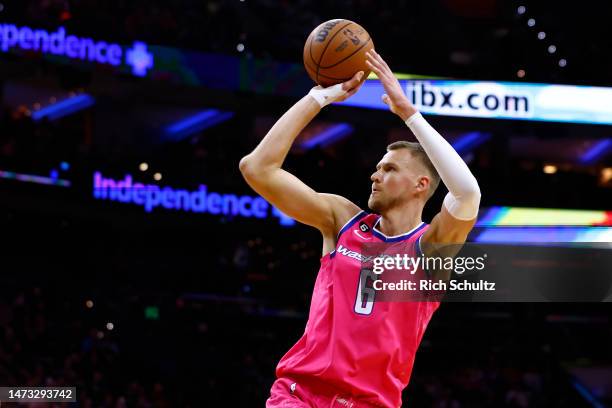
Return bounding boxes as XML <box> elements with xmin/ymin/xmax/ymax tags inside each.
<box><xmin>387</xmin><ymin>141</ymin><xmax>440</xmax><ymax>199</ymax></box>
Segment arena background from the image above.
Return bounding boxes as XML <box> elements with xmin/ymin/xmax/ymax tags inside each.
<box><xmin>1</xmin><ymin>1</ymin><xmax>611</xmax><ymax>406</ymax></box>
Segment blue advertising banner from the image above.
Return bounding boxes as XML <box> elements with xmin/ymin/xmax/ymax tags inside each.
<box><xmin>338</xmin><ymin>79</ymin><xmax>612</xmax><ymax>126</ymax></box>
<box><xmin>4</xmin><ymin>21</ymin><xmax>612</xmax><ymax>125</ymax></box>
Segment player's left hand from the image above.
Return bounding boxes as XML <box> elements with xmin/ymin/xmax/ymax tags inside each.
<box><xmin>365</xmin><ymin>50</ymin><xmax>417</xmax><ymax>121</ymax></box>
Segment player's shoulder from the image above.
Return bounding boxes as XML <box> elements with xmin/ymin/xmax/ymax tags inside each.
<box><xmin>335</xmin><ymin>209</ymin><xmax>372</xmax><ymax>239</ymax></box>
<box><xmin>318</xmin><ymin>193</ymin><xmax>362</xmax><ymax>235</ymax></box>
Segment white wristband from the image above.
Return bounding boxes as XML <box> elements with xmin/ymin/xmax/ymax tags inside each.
<box><xmin>308</xmin><ymin>84</ymin><xmax>346</xmax><ymax>108</ymax></box>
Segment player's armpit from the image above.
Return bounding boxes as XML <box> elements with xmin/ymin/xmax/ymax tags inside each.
<box><xmin>239</xmin><ymin>162</ymin><xmax>359</xmax><ymax>235</ymax></box>
<box><xmin>420</xmin><ymin>205</ymin><xmax>477</xmax><ymax>257</ymax></box>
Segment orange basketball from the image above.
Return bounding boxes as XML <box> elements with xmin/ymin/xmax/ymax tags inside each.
<box><xmin>303</xmin><ymin>19</ymin><xmax>374</xmax><ymax>87</ymax></box>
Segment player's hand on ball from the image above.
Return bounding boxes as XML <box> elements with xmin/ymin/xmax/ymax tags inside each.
<box><xmin>365</xmin><ymin>50</ymin><xmax>417</xmax><ymax>121</ymax></box>
<box><xmin>336</xmin><ymin>70</ymin><xmax>366</xmax><ymax>102</ymax></box>
<box><xmin>309</xmin><ymin>71</ymin><xmax>365</xmax><ymax>107</ymax></box>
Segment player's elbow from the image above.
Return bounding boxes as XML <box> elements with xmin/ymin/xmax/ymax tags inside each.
<box><xmin>239</xmin><ymin>155</ymin><xmax>258</xmax><ymax>181</ymax></box>
<box><xmin>444</xmin><ymin>183</ymin><xmax>481</xmax><ymax>221</ymax></box>
<box><xmin>240</xmin><ymin>154</ymin><xmax>278</xmax><ymax>179</ymax></box>
<box><xmin>465</xmin><ymin>188</ymin><xmax>481</xmax><ymax>211</ymax></box>
<box><xmin>239</xmin><ymin>155</ymin><xmax>251</xmax><ymax>174</ymax></box>
<box><xmin>461</xmin><ymin>179</ymin><xmax>482</xmax><ymax>212</ymax></box>
<box><xmin>459</xmin><ymin>176</ymin><xmax>481</xmax><ymax>205</ymax></box>
<box><xmin>466</xmin><ymin>180</ymin><xmax>481</xmax><ymax>204</ymax></box>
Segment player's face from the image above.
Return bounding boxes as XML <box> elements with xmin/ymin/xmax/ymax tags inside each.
<box><xmin>368</xmin><ymin>149</ymin><xmax>426</xmax><ymax>213</ymax></box>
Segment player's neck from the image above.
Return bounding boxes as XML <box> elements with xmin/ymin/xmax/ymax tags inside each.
<box><xmin>378</xmin><ymin>204</ymin><xmax>423</xmax><ymax>237</ymax></box>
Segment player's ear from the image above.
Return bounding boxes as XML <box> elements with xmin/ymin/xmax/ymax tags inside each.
<box><xmin>416</xmin><ymin>176</ymin><xmax>430</xmax><ymax>193</ymax></box>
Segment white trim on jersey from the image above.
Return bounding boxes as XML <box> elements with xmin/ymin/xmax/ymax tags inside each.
<box><xmin>372</xmin><ymin>218</ymin><xmax>425</xmax><ymax>240</ymax></box>
<box><xmin>336</xmin><ymin>210</ymin><xmax>367</xmax><ymax>240</ymax></box>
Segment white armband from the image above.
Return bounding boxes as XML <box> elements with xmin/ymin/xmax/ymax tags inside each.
<box><xmin>443</xmin><ymin>191</ymin><xmax>481</xmax><ymax>221</ymax></box>
<box><xmin>308</xmin><ymin>84</ymin><xmax>346</xmax><ymax>108</ymax></box>
<box><xmin>405</xmin><ymin>112</ymin><xmax>481</xmax><ymax>220</ymax></box>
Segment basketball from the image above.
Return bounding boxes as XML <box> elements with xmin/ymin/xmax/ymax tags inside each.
<box><xmin>303</xmin><ymin>19</ymin><xmax>374</xmax><ymax>87</ymax></box>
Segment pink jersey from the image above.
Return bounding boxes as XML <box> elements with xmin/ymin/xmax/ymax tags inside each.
<box><xmin>276</xmin><ymin>211</ymin><xmax>440</xmax><ymax>408</ymax></box>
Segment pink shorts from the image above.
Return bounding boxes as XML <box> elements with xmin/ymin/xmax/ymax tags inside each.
<box><xmin>266</xmin><ymin>377</ymin><xmax>382</xmax><ymax>408</ymax></box>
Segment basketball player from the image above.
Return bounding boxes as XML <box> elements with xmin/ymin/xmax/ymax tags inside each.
<box><xmin>239</xmin><ymin>49</ymin><xmax>481</xmax><ymax>407</ymax></box>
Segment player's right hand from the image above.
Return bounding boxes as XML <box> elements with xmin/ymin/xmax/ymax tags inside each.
<box><xmin>336</xmin><ymin>70</ymin><xmax>366</xmax><ymax>102</ymax></box>
<box><xmin>308</xmin><ymin>71</ymin><xmax>365</xmax><ymax>107</ymax></box>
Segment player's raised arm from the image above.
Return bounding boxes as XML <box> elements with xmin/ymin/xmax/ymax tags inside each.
<box><xmin>239</xmin><ymin>72</ymin><xmax>365</xmax><ymax>236</ymax></box>
<box><xmin>365</xmin><ymin>50</ymin><xmax>481</xmax><ymax>247</ymax></box>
